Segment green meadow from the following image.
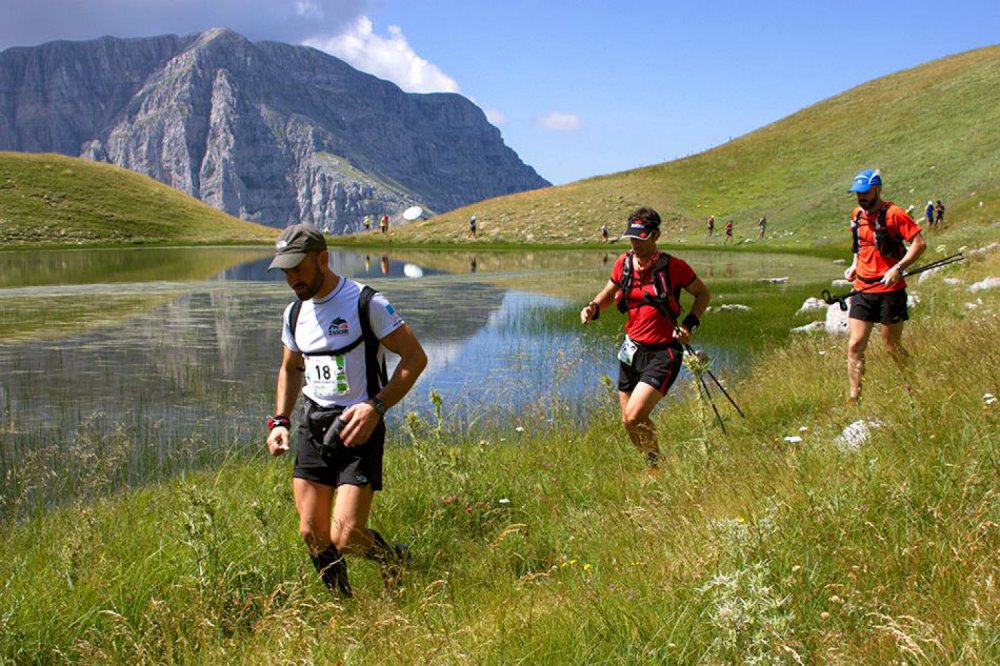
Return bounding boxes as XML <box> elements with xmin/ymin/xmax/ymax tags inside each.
<box><xmin>0</xmin><ymin>152</ymin><xmax>275</xmax><ymax>248</ymax></box>
<box><xmin>1</xmin><ymin>244</ymin><xmax>996</xmax><ymax>663</ymax></box>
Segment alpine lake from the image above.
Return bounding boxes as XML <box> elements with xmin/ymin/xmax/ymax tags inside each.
<box><xmin>0</xmin><ymin>245</ymin><xmax>842</xmax><ymax>519</ymax></box>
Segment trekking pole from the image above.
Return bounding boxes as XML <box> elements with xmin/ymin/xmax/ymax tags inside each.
<box><xmin>685</xmin><ymin>344</ymin><xmax>746</xmax><ymax>419</ymax></box>
<box><xmin>641</xmin><ymin>293</ymin><xmax>747</xmax><ymax>425</ymax></box>
<box><xmin>689</xmin><ymin>353</ymin><xmax>728</xmax><ymax>433</ymax></box>
<box><xmin>821</xmin><ymin>253</ymin><xmax>965</xmax><ymax>311</ymax></box>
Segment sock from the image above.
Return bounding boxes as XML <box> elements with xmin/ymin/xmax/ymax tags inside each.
<box><xmin>644</xmin><ymin>450</ymin><xmax>659</xmax><ymax>468</ymax></box>
<box><xmin>311</xmin><ymin>545</ymin><xmax>352</xmax><ymax>597</ymax></box>
<box><xmin>365</xmin><ymin>529</ymin><xmax>394</xmax><ymax>565</ymax></box>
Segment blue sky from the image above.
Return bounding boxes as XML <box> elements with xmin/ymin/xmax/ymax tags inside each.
<box><xmin>2</xmin><ymin>1</ymin><xmax>998</xmax><ymax>184</ymax></box>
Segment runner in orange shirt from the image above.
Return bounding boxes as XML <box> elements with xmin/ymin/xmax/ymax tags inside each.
<box><xmin>843</xmin><ymin>169</ymin><xmax>926</xmax><ymax>405</ymax></box>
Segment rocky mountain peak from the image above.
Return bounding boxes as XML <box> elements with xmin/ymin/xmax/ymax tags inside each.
<box><xmin>0</xmin><ymin>30</ymin><xmax>549</xmax><ymax>231</ymax></box>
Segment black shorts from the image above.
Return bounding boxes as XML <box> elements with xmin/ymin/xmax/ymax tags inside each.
<box><xmin>293</xmin><ymin>398</ymin><xmax>385</xmax><ymax>490</ymax></box>
<box><xmin>618</xmin><ymin>343</ymin><xmax>684</xmax><ymax>396</ymax></box>
<box><xmin>849</xmin><ymin>289</ymin><xmax>909</xmax><ymax>325</ymax></box>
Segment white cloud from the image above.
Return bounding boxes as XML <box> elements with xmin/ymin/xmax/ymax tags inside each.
<box><xmin>304</xmin><ymin>16</ymin><xmax>460</xmax><ymax>94</ymax></box>
<box><xmin>484</xmin><ymin>108</ymin><xmax>507</xmax><ymax>125</ymax></box>
<box><xmin>538</xmin><ymin>112</ymin><xmax>582</xmax><ymax>132</ymax></box>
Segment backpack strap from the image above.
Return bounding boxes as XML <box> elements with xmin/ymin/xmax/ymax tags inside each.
<box><xmin>358</xmin><ymin>285</ymin><xmax>389</xmax><ymax>399</ymax></box>
<box><xmin>288</xmin><ymin>299</ymin><xmax>304</xmax><ymax>342</ymax></box>
<box><xmin>616</xmin><ymin>251</ymin><xmax>635</xmax><ymax>313</ymax></box>
<box><xmin>851</xmin><ymin>210</ymin><xmax>862</xmax><ymax>255</ymax></box>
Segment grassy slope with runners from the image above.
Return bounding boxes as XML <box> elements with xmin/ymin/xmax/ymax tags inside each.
<box><xmin>382</xmin><ymin>45</ymin><xmax>999</xmax><ymax>251</ymax></box>
<box><xmin>0</xmin><ymin>152</ymin><xmax>277</xmax><ymax>247</ymax></box>
<box><xmin>1</xmin><ymin>245</ymin><xmax>997</xmax><ymax>663</ymax></box>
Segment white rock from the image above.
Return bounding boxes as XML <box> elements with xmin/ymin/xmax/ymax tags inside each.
<box><xmin>832</xmin><ymin>259</ymin><xmax>847</xmax><ymax>265</ymax></box>
<box><xmin>836</xmin><ymin>419</ymin><xmax>884</xmax><ymax>450</ymax></box>
<box><xmin>969</xmin><ymin>277</ymin><xmax>1000</xmax><ymax>293</ymax></box>
<box><xmin>760</xmin><ymin>277</ymin><xmax>789</xmax><ymax>284</ymax></box>
<box><xmin>907</xmin><ymin>293</ymin><xmax>920</xmax><ymax>309</ymax></box>
<box><xmin>964</xmin><ymin>301</ymin><xmax>981</xmax><ymax>311</ymax></box>
<box><xmin>825</xmin><ymin>302</ymin><xmax>851</xmax><ymax>335</ymax></box>
<box><xmin>783</xmin><ymin>436</ymin><xmax>803</xmax><ymax>443</ymax></box>
<box><xmin>719</xmin><ymin>304</ymin><xmax>752</xmax><ymax>312</ymax></box>
<box><xmin>831</xmin><ymin>279</ymin><xmax>851</xmax><ymax>288</ymax></box>
<box><xmin>792</xmin><ymin>321</ymin><xmax>826</xmax><ymax>334</ymax></box>
<box><xmin>797</xmin><ymin>297</ymin><xmax>828</xmax><ymax>315</ymax></box>
<box><xmin>943</xmin><ymin>278</ymin><xmax>962</xmax><ymax>285</ymax></box>
<box><xmin>968</xmin><ymin>242</ymin><xmax>1000</xmax><ymax>258</ymax></box>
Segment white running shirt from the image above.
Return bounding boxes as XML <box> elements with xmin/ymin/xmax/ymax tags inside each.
<box><xmin>281</xmin><ymin>279</ymin><xmax>405</xmax><ymax>408</ymax></box>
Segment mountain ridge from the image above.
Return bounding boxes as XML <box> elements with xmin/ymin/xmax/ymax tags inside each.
<box><xmin>0</xmin><ymin>29</ymin><xmax>549</xmax><ymax>231</ymax></box>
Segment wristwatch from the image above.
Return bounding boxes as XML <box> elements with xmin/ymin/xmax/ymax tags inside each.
<box><xmin>368</xmin><ymin>397</ymin><xmax>387</xmax><ymax>417</ymax></box>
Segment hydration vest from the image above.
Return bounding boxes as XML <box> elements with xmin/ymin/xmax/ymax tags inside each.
<box><xmin>615</xmin><ymin>251</ymin><xmax>682</xmax><ymax>321</ymax></box>
<box><xmin>287</xmin><ymin>285</ymin><xmax>388</xmax><ymax>398</ymax></box>
<box><xmin>851</xmin><ymin>203</ymin><xmax>905</xmax><ymax>261</ymax></box>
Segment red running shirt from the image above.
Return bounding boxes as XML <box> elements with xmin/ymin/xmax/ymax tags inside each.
<box><xmin>611</xmin><ymin>252</ymin><xmax>697</xmax><ymax>345</ymax></box>
<box><xmin>851</xmin><ymin>202</ymin><xmax>922</xmax><ymax>294</ymax></box>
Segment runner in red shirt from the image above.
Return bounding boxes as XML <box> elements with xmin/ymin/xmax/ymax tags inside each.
<box><xmin>581</xmin><ymin>207</ymin><xmax>711</xmax><ymax>476</ymax></box>
<box><xmin>844</xmin><ymin>169</ymin><xmax>926</xmax><ymax>405</ymax></box>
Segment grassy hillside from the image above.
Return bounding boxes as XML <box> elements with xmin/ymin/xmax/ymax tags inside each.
<box><xmin>0</xmin><ymin>152</ymin><xmax>277</xmax><ymax>247</ymax></box>
<box><xmin>390</xmin><ymin>45</ymin><xmax>1000</xmax><ymax>250</ymax></box>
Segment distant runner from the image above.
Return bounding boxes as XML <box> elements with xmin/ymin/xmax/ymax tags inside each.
<box><xmin>469</xmin><ymin>215</ymin><xmax>477</xmax><ymax>238</ymax></box>
<box><xmin>600</xmin><ymin>223</ymin><xmax>609</xmax><ymax>243</ymax></box>
<box><xmin>706</xmin><ymin>215</ymin><xmax>715</xmax><ymax>236</ymax></box>
<box><xmin>757</xmin><ymin>215</ymin><xmax>766</xmax><ymax>239</ymax></box>
<box><xmin>843</xmin><ymin>169</ymin><xmax>926</xmax><ymax>406</ymax></box>
<box><xmin>380</xmin><ymin>214</ymin><xmax>389</xmax><ymax>234</ymax></box>
<box><xmin>724</xmin><ymin>220</ymin><xmax>734</xmax><ymax>245</ymax></box>
<box><xmin>580</xmin><ymin>207</ymin><xmax>711</xmax><ymax>477</ymax></box>
<box><xmin>935</xmin><ymin>199</ymin><xmax>945</xmax><ymax>226</ymax></box>
<box><xmin>925</xmin><ymin>201</ymin><xmax>935</xmax><ymax>227</ymax></box>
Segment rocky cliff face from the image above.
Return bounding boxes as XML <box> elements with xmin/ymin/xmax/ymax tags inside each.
<box><xmin>0</xmin><ymin>29</ymin><xmax>549</xmax><ymax>231</ymax></box>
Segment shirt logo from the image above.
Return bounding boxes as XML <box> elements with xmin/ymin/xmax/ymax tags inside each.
<box><xmin>385</xmin><ymin>304</ymin><xmax>396</xmax><ymax>315</ymax></box>
<box><xmin>328</xmin><ymin>317</ymin><xmax>349</xmax><ymax>336</ymax></box>
<box><xmin>276</xmin><ymin>240</ymin><xmax>288</xmax><ymax>249</ymax></box>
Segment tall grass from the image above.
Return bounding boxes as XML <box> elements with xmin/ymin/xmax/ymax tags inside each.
<box><xmin>1</xmin><ymin>248</ymin><xmax>997</xmax><ymax>663</ymax></box>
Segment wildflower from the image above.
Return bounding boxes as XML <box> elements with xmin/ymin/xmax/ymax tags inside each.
<box><xmin>583</xmin><ymin>563</ymin><xmax>591</xmax><ymax>571</ymax></box>
<box><xmin>515</xmin><ymin>426</ymin><xmax>525</xmax><ymax>433</ymax></box>
<box><xmin>984</xmin><ymin>393</ymin><xmax>997</xmax><ymax>406</ymax></box>
<box><xmin>799</xmin><ymin>426</ymin><xmax>809</xmax><ymax>433</ymax></box>
<box><xmin>718</xmin><ymin>608</ymin><xmax>733</xmax><ymax>619</ymax></box>
<box><xmin>820</xmin><ymin>611</ymin><xmax>830</xmax><ymax>621</ymax></box>
<box><xmin>498</xmin><ymin>498</ymin><xmax>510</xmax><ymax>505</ymax></box>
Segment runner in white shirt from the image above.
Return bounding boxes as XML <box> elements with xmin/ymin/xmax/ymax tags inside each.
<box><xmin>265</xmin><ymin>224</ymin><xmax>427</xmax><ymax>597</ymax></box>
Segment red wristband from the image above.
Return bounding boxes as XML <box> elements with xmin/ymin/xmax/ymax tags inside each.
<box><xmin>267</xmin><ymin>415</ymin><xmax>291</xmax><ymax>431</ymax></box>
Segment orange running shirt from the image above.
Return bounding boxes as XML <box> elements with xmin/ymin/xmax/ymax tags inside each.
<box><xmin>851</xmin><ymin>202</ymin><xmax>921</xmax><ymax>294</ymax></box>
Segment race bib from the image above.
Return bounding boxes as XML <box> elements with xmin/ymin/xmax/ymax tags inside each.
<box><xmin>304</xmin><ymin>355</ymin><xmax>349</xmax><ymax>398</ymax></box>
<box><xmin>618</xmin><ymin>336</ymin><xmax>638</xmax><ymax>366</ymax></box>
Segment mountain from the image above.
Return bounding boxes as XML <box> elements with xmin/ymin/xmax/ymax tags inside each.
<box><xmin>394</xmin><ymin>45</ymin><xmax>999</xmax><ymax>248</ymax></box>
<box><xmin>0</xmin><ymin>29</ymin><xmax>549</xmax><ymax>232</ymax></box>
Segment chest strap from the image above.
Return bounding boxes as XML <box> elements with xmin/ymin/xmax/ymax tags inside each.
<box><xmin>288</xmin><ymin>285</ymin><xmax>388</xmax><ymax>398</ymax></box>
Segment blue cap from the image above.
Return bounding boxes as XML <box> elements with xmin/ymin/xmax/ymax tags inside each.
<box><xmin>849</xmin><ymin>169</ymin><xmax>882</xmax><ymax>193</ymax></box>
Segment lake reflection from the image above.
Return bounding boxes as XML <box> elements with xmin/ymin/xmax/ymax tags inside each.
<box><xmin>0</xmin><ymin>246</ymin><xmax>837</xmax><ymax>516</ymax></box>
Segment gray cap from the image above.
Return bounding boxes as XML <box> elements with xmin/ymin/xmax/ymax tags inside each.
<box><xmin>267</xmin><ymin>223</ymin><xmax>327</xmax><ymax>271</ymax></box>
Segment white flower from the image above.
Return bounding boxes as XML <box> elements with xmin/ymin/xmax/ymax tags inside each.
<box><xmin>499</xmin><ymin>498</ymin><xmax>511</xmax><ymax>505</ymax></box>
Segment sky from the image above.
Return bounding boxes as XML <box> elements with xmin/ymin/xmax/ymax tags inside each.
<box><xmin>2</xmin><ymin>1</ymin><xmax>998</xmax><ymax>185</ymax></box>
